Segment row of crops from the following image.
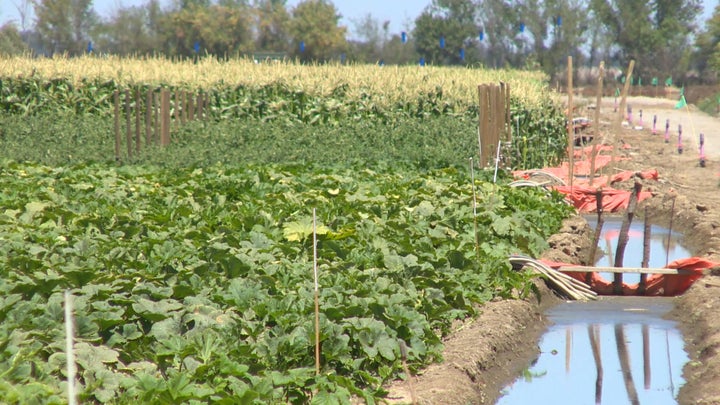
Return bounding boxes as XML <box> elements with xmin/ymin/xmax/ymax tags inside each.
<box><xmin>0</xmin><ymin>56</ymin><xmax>573</xmax><ymax>403</ymax></box>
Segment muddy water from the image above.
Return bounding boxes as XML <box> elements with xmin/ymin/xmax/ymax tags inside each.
<box><xmin>497</xmin><ymin>218</ymin><xmax>691</xmax><ymax>404</ymax></box>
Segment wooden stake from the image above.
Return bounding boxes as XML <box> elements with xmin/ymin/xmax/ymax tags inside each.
<box><xmin>639</xmin><ymin>206</ymin><xmax>651</xmax><ymax>295</ymax></box>
<box><xmin>174</xmin><ymin>90</ymin><xmax>180</xmax><ymax>131</ymax></box>
<box><xmin>666</xmin><ymin>195</ymin><xmax>677</xmax><ymax>267</ymax></box>
<box><xmin>567</xmin><ymin>56</ymin><xmax>574</xmax><ymax>190</ymax></box>
<box><xmin>313</xmin><ymin>208</ymin><xmax>320</xmax><ymax>375</ymax></box>
<box><xmin>470</xmin><ymin>158</ymin><xmax>479</xmax><ymax>258</ymax></box>
<box><xmin>161</xmin><ymin>89</ymin><xmax>171</xmax><ymax>146</ymax></box>
<box><xmin>586</xmin><ymin>188</ymin><xmax>604</xmax><ymax>283</ymax></box>
<box><xmin>65</xmin><ymin>291</ymin><xmax>77</xmax><ymax>405</ymax></box>
<box><xmin>145</xmin><ymin>88</ymin><xmax>153</xmax><ymax>147</ymax></box>
<box><xmin>613</xmin><ymin>181</ymin><xmax>642</xmax><ymax>294</ymax></box>
<box><xmin>113</xmin><ymin>90</ymin><xmax>120</xmax><ymax>163</ymax></box>
<box><xmin>590</xmin><ymin>61</ymin><xmax>604</xmax><ymax>186</ymax></box>
<box><xmin>125</xmin><ymin>89</ymin><xmax>132</xmax><ymax>159</ymax></box>
<box><xmin>135</xmin><ymin>88</ymin><xmax>141</xmax><ymax>154</ymax></box>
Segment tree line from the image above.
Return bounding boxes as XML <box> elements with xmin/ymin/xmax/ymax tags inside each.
<box><xmin>0</xmin><ymin>0</ymin><xmax>718</xmax><ymax>83</ymax></box>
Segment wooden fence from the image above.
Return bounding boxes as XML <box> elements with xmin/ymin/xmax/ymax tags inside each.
<box><xmin>113</xmin><ymin>88</ymin><xmax>210</xmax><ymax>162</ymax></box>
<box><xmin>477</xmin><ymin>82</ymin><xmax>511</xmax><ymax>167</ymax></box>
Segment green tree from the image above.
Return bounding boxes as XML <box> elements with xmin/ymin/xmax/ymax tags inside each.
<box><xmin>254</xmin><ymin>0</ymin><xmax>291</xmax><ymax>52</ymax></box>
<box><xmin>413</xmin><ymin>0</ymin><xmax>480</xmax><ymax>65</ymax></box>
<box><xmin>347</xmin><ymin>13</ymin><xmax>388</xmax><ymax>63</ymax></box>
<box><xmin>288</xmin><ymin>0</ymin><xmax>347</xmax><ymax>62</ymax></box>
<box><xmin>589</xmin><ymin>0</ymin><xmax>701</xmax><ymax>79</ymax></box>
<box><xmin>93</xmin><ymin>6</ymin><xmax>161</xmax><ymax>55</ymax></box>
<box><xmin>692</xmin><ymin>4</ymin><xmax>720</xmax><ymax>81</ymax></box>
<box><xmin>0</xmin><ymin>23</ymin><xmax>30</xmax><ymax>55</ymax></box>
<box><xmin>163</xmin><ymin>3</ymin><xmax>254</xmax><ymax>57</ymax></box>
<box><xmin>32</xmin><ymin>0</ymin><xmax>98</xmax><ymax>55</ymax></box>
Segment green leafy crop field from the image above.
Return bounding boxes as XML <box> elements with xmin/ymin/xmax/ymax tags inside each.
<box><xmin>0</xmin><ymin>56</ymin><xmax>573</xmax><ymax>403</ymax></box>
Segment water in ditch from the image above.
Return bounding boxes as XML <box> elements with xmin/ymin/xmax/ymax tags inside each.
<box><xmin>497</xmin><ymin>217</ymin><xmax>691</xmax><ymax>405</ymax></box>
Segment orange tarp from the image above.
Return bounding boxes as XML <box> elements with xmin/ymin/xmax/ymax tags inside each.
<box><xmin>541</xmin><ymin>257</ymin><xmax>717</xmax><ymax>296</ymax></box>
<box><xmin>553</xmin><ymin>185</ymin><xmax>654</xmax><ymax>213</ymax></box>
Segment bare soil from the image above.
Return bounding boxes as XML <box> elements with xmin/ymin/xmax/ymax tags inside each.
<box><xmin>385</xmin><ymin>93</ymin><xmax>720</xmax><ymax>404</ymax></box>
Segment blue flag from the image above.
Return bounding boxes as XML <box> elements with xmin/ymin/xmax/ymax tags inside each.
<box><xmin>193</xmin><ymin>41</ymin><xmax>200</xmax><ymax>53</ymax></box>
<box><xmin>439</xmin><ymin>36</ymin><xmax>445</xmax><ymax>49</ymax></box>
<box><xmin>479</xmin><ymin>30</ymin><xmax>484</xmax><ymax>41</ymax></box>
<box><xmin>459</xmin><ymin>48</ymin><xmax>465</xmax><ymax>60</ymax></box>
<box><xmin>299</xmin><ymin>41</ymin><xmax>305</xmax><ymax>52</ymax></box>
<box><xmin>419</xmin><ymin>57</ymin><xmax>425</xmax><ymax>66</ymax></box>
<box><xmin>401</xmin><ymin>31</ymin><xmax>407</xmax><ymax>44</ymax></box>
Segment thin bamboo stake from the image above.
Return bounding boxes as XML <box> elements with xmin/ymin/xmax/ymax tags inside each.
<box><xmin>65</xmin><ymin>290</ymin><xmax>77</xmax><ymax>405</ymax></box>
<box><xmin>313</xmin><ymin>208</ymin><xmax>320</xmax><ymax>375</ymax></box>
<box><xmin>567</xmin><ymin>56</ymin><xmax>574</xmax><ymax>190</ymax></box>
<box><xmin>666</xmin><ymin>195</ymin><xmax>677</xmax><ymax>266</ymax></box>
<box><xmin>469</xmin><ymin>158</ymin><xmax>479</xmax><ymax>258</ymax></box>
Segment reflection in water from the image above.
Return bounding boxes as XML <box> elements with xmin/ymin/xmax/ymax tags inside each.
<box><xmin>497</xmin><ymin>298</ymin><xmax>688</xmax><ymax>405</ymax></box>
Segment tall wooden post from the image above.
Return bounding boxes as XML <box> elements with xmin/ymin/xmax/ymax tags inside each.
<box><xmin>125</xmin><ymin>89</ymin><xmax>132</xmax><ymax>159</ymax></box>
<box><xmin>567</xmin><ymin>56</ymin><xmax>574</xmax><ymax>190</ymax></box>
<box><xmin>114</xmin><ymin>90</ymin><xmax>120</xmax><ymax>163</ymax></box>
<box><xmin>161</xmin><ymin>89</ymin><xmax>171</xmax><ymax>146</ymax></box>
<box><xmin>145</xmin><ymin>89</ymin><xmax>153</xmax><ymax>147</ymax></box>
<box><xmin>590</xmin><ymin>61</ymin><xmax>604</xmax><ymax>186</ymax></box>
<box><xmin>135</xmin><ymin>88</ymin><xmax>141</xmax><ymax>154</ymax></box>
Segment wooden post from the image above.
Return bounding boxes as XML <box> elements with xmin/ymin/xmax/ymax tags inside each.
<box><xmin>504</xmin><ymin>82</ymin><xmax>511</xmax><ymax>142</ymax></box>
<box><xmin>113</xmin><ymin>90</ymin><xmax>120</xmax><ymax>163</ymax></box>
<box><xmin>174</xmin><ymin>90</ymin><xmax>181</xmax><ymax>131</ymax></box>
<box><xmin>642</xmin><ymin>324</ymin><xmax>651</xmax><ymax>389</ymax></box>
<box><xmin>590</xmin><ymin>61</ymin><xmax>604</xmax><ymax>186</ymax></box>
<box><xmin>639</xmin><ymin>206</ymin><xmax>651</xmax><ymax>295</ymax></box>
<box><xmin>197</xmin><ymin>91</ymin><xmax>203</xmax><ymax>120</ymax></box>
<box><xmin>145</xmin><ymin>88</ymin><xmax>153</xmax><ymax>147</ymax></box>
<box><xmin>181</xmin><ymin>91</ymin><xmax>188</xmax><ymax>124</ymax></box>
<box><xmin>125</xmin><ymin>89</ymin><xmax>132</xmax><ymax>159</ymax></box>
<box><xmin>154</xmin><ymin>91</ymin><xmax>160</xmax><ymax>144</ymax></box>
<box><xmin>135</xmin><ymin>88</ymin><xmax>141</xmax><ymax>154</ymax></box>
<box><xmin>586</xmin><ymin>188</ymin><xmax>604</xmax><ymax>283</ymax></box>
<box><xmin>477</xmin><ymin>85</ymin><xmax>487</xmax><ymax>166</ymax></box>
<box><xmin>567</xmin><ymin>56</ymin><xmax>574</xmax><ymax>190</ymax></box>
<box><xmin>613</xmin><ymin>180</ymin><xmax>642</xmax><ymax>295</ymax></box>
<box><xmin>188</xmin><ymin>92</ymin><xmax>195</xmax><ymax>121</ymax></box>
<box><xmin>618</xmin><ymin>60</ymin><xmax>635</xmax><ymax>126</ymax></box>
<box><xmin>161</xmin><ymin>89</ymin><xmax>171</xmax><ymax>146</ymax></box>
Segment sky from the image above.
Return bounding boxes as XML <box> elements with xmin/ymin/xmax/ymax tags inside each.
<box><xmin>0</xmin><ymin>0</ymin><xmax>432</xmax><ymax>35</ymax></box>
<box><xmin>0</xmin><ymin>0</ymin><xmax>717</xmax><ymax>35</ymax></box>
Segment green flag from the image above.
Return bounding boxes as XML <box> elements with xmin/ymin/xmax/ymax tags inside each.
<box><xmin>638</xmin><ymin>77</ymin><xmax>642</xmax><ymax>86</ymax></box>
<box><xmin>615</xmin><ymin>88</ymin><xmax>620</xmax><ymax>97</ymax></box>
<box><xmin>665</xmin><ymin>77</ymin><xmax>673</xmax><ymax>86</ymax></box>
<box><xmin>652</xmin><ymin>77</ymin><xmax>658</xmax><ymax>86</ymax></box>
<box><xmin>680</xmin><ymin>86</ymin><xmax>685</xmax><ymax>96</ymax></box>
<box><xmin>675</xmin><ymin>95</ymin><xmax>687</xmax><ymax>109</ymax></box>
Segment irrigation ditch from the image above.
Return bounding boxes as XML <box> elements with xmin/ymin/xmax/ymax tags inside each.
<box><xmin>387</xmin><ymin>94</ymin><xmax>720</xmax><ymax>404</ymax></box>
